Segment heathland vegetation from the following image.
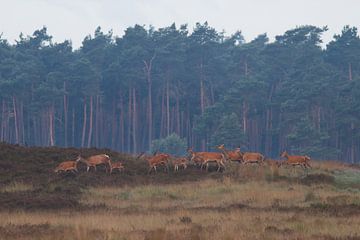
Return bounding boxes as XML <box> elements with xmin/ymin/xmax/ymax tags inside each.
<box><xmin>1</xmin><ymin>143</ymin><xmax>360</xmax><ymax>239</ymax></box>
<box><xmin>1</xmin><ymin>23</ymin><xmax>360</xmax><ymax>162</ymax></box>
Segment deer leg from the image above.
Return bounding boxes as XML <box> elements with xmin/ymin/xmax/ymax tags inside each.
<box><xmin>87</xmin><ymin>166</ymin><xmax>90</xmax><ymax>172</ymax></box>
<box><xmin>94</xmin><ymin>165</ymin><xmax>97</xmax><ymax>172</ymax></box>
<box><xmin>220</xmin><ymin>161</ymin><xmax>226</xmax><ymax>171</ymax></box>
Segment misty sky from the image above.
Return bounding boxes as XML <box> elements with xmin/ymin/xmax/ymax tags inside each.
<box><xmin>1</xmin><ymin>0</ymin><xmax>359</xmax><ymax>48</ymax></box>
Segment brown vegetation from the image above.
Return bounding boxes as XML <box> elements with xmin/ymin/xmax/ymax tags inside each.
<box><xmin>1</xmin><ymin>143</ymin><xmax>360</xmax><ymax>239</ymax></box>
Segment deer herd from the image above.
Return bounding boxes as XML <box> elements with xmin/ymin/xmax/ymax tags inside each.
<box><xmin>54</xmin><ymin>144</ymin><xmax>311</xmax><ymax>175</ymax></box>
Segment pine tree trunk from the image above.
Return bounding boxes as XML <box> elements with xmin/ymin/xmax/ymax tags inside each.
<box><xmin>72</xmin><ymin>107</ymin><xmax>75</xmax><ymax>146</ymax></box>
<box><xmin>200</xmin><ymin>63</ymin><xmax>205</xmax><ymax>114</ymax></box>
<box><xmin>243</xmin><ymin>101</ymin><xmax>248</xmax><ymax>134</ymax></box>
<box><xmin>12</xmin><ymin>96</ymin><xmax>19</xmax><ymax>144</ymax></box>
<box><xmin>81</xmin><ymin>97</ymin><xmax>87</xmax><ymax>147</ymax></box>
<box><xmin>63</xmin><ymin>81</ymin><xmax>68</xmax><ymax>147</ymax></box>
<box><xmin>1</xmin><ymin>99</ymin><xmax>5</xmax><ymax>141</ymax></box>
<box><xmin>111</xmin><ymin>99</ymin><xmax>116</xmax><ymax>149</ymax></box>
<box><xmin>160</xmin><ymin>87</ymin><xmax>165</xmax><ymax>138</ymax></box>
<box><xmin>119</xmin><ymin>94</ymin><xmax>124</xmax><ymax>152</ymax></box>
<box><xmin>166</xmin><ymin>79</ymin><xmax>170</xmax><ymax>136</ymax></box>
<box><xmin>49</xmin><ymin>104</ymin><xmax>55</xmax><ymax>146</ymax></box>
<box><xmin>132</xmin><ymin>88</ymin><xmax>137</xmax><ymax>154</ymax></box>
<box><xmin>349</xmin><ymin>62</ymin><xmax>353</xmax><ymax>81</ymax></box>
<box><xmin>95</xmin><ymin>95</ymin><xmax>99</xmax><ymax>147</ymax></box>
<box><xmin>127</xmin><ymin>87</ymin><xmax>132</xmax><ymax>152</ymax></box>
<box><xmin>87</xmin><ymin>96</ymin><xmax>93</xmax><ymax>148</ymax></box>
<box><xmin>176</xmin><ymin>94</ymin><xmax>180</xmax><ymax>135</ymax></box>
<box><xmin>143</xmin><ymin>55</ymin><xmax>155</xmax><ymax>150</ymax></box>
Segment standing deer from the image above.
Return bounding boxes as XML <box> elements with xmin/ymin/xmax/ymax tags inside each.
<box><xmin>54</xmin><ymin>156</ymin><xmax>81</xmax><ymax>173</ymax></box>
<box><xmin>78</xmin><ymin>154</ymin><xmax>111</xmax><ymax>173</ymax></box>
<box><xmin>138</xmin><ymin>152</ymin><xmax>170</xmax><ymax>174</ymax></box>
<box><xmin>172</xmin><ymin>157</ymin><xmax>188</xmax><ymax>172</ymax></box>
<box><xmin>109</xmin><ymin>160</ymin><xmax>125</xmax><ymax>174</ymax></box>
<box><xmin>217</xmin><ymin>144</ymin><xmax>242</xmax><ymax>162</ymax></box>
<box><xmin>187</xmin><ymin>148</ymin><xmax>226</xmax><ymax>172</ymax></box>
<box><xmin>279</xmin><ymin>151</ymin><xmax>311</xmax><ymax>169</ymax></box>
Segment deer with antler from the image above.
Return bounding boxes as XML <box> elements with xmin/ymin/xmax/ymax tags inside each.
<box><xmin>78</xmin><ymin>154</ymin><xmax>111</xmax><ymax>172</ymax></box>
<box><xmin>187</xmin><ymin>147</ymin><xmax>226</xmax><ymax>172</ymax></box>
<box><xmin>54</xmin><ymin>156</ymin><xmax>81</xmax><ymax>173</ymax></box>
<box><xmin>217</xmin><ymin>144</ymin><xmax>242</xmax><ymax>163</ymax></box>
<box><xmin>279</xmin><ymin>151</ymin><xmax>311</xmax><ymax>169</ymax></box>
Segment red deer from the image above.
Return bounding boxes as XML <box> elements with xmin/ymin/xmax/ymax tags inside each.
<box><xmin>279</xmin><ymin>151</ymin><xmax>311</xmax><ymax>169</ymax></box>
<box><xmin>187</xmin><ymin>148</ymin><xmax>226</xmax><ymax>172</ymax></box>
<box><xmin>79</xmin><ymin>154</ymin><xmax>111</xmax><ymax>172</ymax></box>
<box><xmin>217</xmin><ymin>144</ymin><xmax>242</xmax><ymax>163</ymax></box>
<box><xmin>240</xmin><ymin>149</ymin><xmax>265</xmax><ymax>165</ymax></box>
<box><xmin>172</xmin><ymin>157</ymin><xmax>188</xmax><ymax>172</ymax></box>
<box><xmin>54</xmin><ymin>156</ymin><xmax>81</xmax><ymax>173</ymax></box>
<box><xmin>109</xmin><ymin>160</ymin><xmax>124</xmax><ymax>174</ymax></box>
<box><xmin>138</xmin><ymin>152</ymin><xmax>170</xmax><ymax>174</ymax></box>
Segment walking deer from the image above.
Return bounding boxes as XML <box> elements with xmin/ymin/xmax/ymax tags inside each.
<box><xmin>109</xmin><ymin>160</ymin><xmax>124</xmax><ymax>174</ymax></box>
<box><xmin>54</xmin><ymin>156</ymin><xmax>81</xmax><ymax>173</ymax></box>
<box><xmin>78</xmin><ymin>154</ymin><xmax>111</xmax><ymax>172</ymax></box>
<box><xmin>217</xmin><ymin>144</ymin><xmax>242</xmax><ymax>162</ymax></box>
<box><xmin>187</xmin><ymin>148</ymin><xmax>226</xmax><ymax>172</ymax></box>
<box><xmin>172</xmin><ymin>157</ymin><xmax>188</xmax><ymax>172</ymax></box>
<box><xmin>138</xmin><ymin>152</ymin><xmax>171</xmax><ymax>174</ymax></box>
<box><xmin>240</xmin><ymin>150</ymin><xmax>265</xmax><ymax>165</ymax></box>
<box><xmin>279</xmin><ymin>151</ymin><xmax>311</xmax><ymax>169</ymax></box>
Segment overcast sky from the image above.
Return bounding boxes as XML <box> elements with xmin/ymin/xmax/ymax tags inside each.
<box><xmin>1</xmin><ymin>0</ymin><xmax>359</xmax><ymax>48</ymax></box>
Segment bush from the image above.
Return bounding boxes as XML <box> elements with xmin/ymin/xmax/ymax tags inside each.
<box><xmin>150</xmin><ymin>133</ymin><xmax>187</xmax><ymax>156</ymax></box>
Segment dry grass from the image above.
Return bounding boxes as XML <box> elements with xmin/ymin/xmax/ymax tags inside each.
<box><xmin>0</xmin><ymin>182</ymin><xmax>34</xmax><ymax>193</ymax></box>
<box><xmin>2</xmin><ymin>176</ymin><xmax>360</xmax><ymax>240</ymax></box>
<box><xmin>1</xmin><ymin>157</ymin><xmax>360</xmax><ymax>240</ymax></box>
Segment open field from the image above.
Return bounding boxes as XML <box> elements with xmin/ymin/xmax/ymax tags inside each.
<box><xmin>1</xmin><ymin>143</ymin><xmax>360</xmax><ymax>239</ymax></box>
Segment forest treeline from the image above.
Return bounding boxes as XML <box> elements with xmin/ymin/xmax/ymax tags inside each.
<box><xmin>0</xmin><ymin>23</ymin><xmax>359</xmax><ymax>162</ymax></box>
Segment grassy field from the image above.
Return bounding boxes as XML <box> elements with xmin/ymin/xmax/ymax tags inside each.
<box><xmin>1</xmin><ymin>143</ymin><xmax>360</xmax><ymax>239</ymax></box>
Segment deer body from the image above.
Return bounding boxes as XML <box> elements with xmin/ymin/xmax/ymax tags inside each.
<box><xmin>139</xmin><ymin>152</ymin><xmax>170</xmax><ymax>174</ymax></box>
<box><xmin>241</xmin><ymin>152</ymin><xmax>265</xmax><ymax>165</ymax></box>
<box><xmin>188</xmin><ymin>148</ymin><xmax>225</xmax><ymax>172</ymax></box>
<box><xmin>217</xmin><ymin>144</ymin><xmax>242</xmax><ymax>162</ymax></box>
<box><xmin>280</xmin><ymin>151</ymin><xmax>311</xmax><ymax>168</ymax></box>
<box><xmin>109</xmin><ymin>160</ymin><xmax>124</xmax><ymax>174</ymax></box>
<box><xmin>54</xmin><ymin>157</ymin><xmax>80</xmax><ymax>173</ymax></box>
<box><xmin>173</xmin><ymin>157</ymin><xmax>188</xmax><ymax>171</ymax></box>
<box><xmin>79</xmin><ymin>154</ymin><xmax>111</xmax><ymax>172</ymax></box>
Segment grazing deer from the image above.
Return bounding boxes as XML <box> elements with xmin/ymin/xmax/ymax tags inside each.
<box><xmin>217</xmin><ymin>144</ymin><xmax>242</xmax><ymax>163</ymax></box>
<box><xmin>279</xmin><ymin>151</ymin><xmax>311</xmax><ymax>169</ymax></box>
<box><xmin>54</xmin><ymin>157</ymin><xmax>81</xmax><ymax>173</ymax></box>
<box><xmin>172</xmin><ymin>157</ymin><xmax>188</xmax><ymax>172</ymax></box>
<box><xmin>138</xmin><ymin>152</ymin><xmax>171</xmax><ymax>174</ymax></box>
<box><xmin>109</xmin><ymin>160</ymin><xmax>124</xmax><ymax>174</ymax></box>
<box><xmin>187</xmin><ymin>148</ymin><xmax>226</xmax><ymax>172</ymax></box>
<box><xmin>78</xmin><ymin>154</ymin><xmax>111</xmax><ymax>172</ymax></box>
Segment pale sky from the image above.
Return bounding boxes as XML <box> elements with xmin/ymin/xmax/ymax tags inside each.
<box><xmin>0</xmin><ymin>0</ymin><xmax>359</xmax><ymax>48</ymax></box>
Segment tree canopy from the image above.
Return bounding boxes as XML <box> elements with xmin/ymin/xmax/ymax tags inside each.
<box><xmin>0</xmin><ymin>24</ymin><xmax>360</xmax><ymax>162</ymax></box>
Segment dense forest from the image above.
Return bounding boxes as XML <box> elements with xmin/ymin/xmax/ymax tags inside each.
<box><xmin>0</xmin><ymin>23</ymin><xmax>359</xmax><ymax>162</ymax></box>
